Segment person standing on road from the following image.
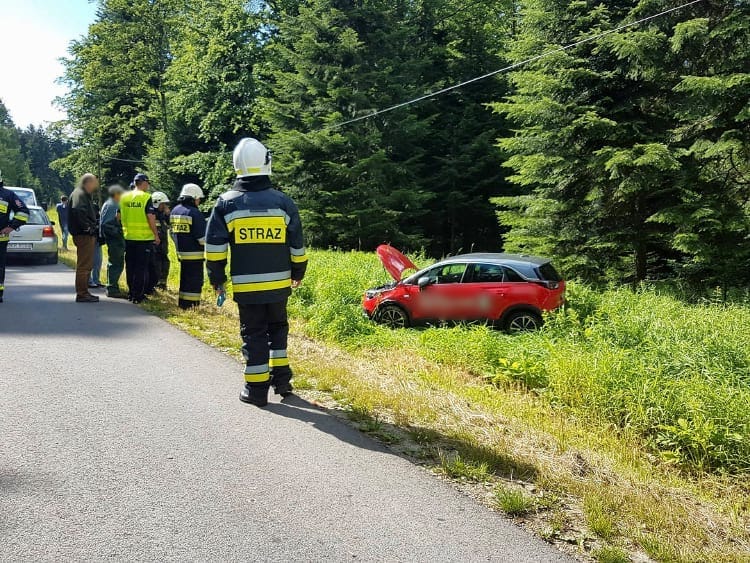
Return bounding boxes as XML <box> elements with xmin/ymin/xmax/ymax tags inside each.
<box><xmin>68</xmin><ymin>173</ymin><xmax>101</xmax><ymax>303</ymax></box>
<box><xmin>171</xmin><ymin>184</ymin><xmax>206</xmax><ymax>308</ymax></box>
<box><xmin>100</xmin><ymin>185</ymin><xmax>127</xmax><ymax>298</ymax></box>
<box><xmin>0</xmin><ymin>170</ymin><xmax>30</xmax><ymax>303</ymax></box>
<box><xmin>119</xmin><ymin>173</ymin><xmax>160</xmax><ymax>304</ymax></box>
<box><xmin>55</xmin><ymin>195</ymin><xmax>70</xmax><ymax>250</ymax></box>
<box><xmin>151</xmin><ymin>191</ymin><xmax>171</xmax><ymax>290</ymax></box>
<box><xmin>206</xmin><ymin>138</ymin><xmax>308</xmax><ymax>407</ymax></box>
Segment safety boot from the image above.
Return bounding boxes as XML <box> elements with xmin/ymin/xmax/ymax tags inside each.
<box><xmin>239</xmin><ymin>385</ymin><xmax>269</xmax><ymax>407</ymax></box>
<box><xmin>274</xmin><ymin>381</ymin><xmax>294</xmax><ymax>398</ymax></box>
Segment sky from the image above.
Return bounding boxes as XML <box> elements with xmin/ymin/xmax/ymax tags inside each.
<box><xmin>0</xmin><ymin>0</ymin><xmax>97</xmax><ymax>128</ymax></box>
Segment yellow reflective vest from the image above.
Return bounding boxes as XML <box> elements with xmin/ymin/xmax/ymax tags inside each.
<box><xmin>119</xmin><ymin>189</ymin><xmax>155</xmax><ymax>241</ymax></box>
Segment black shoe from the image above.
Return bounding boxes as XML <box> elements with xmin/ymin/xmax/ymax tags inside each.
<box><xmin>239</xmin><ymin>386</ymin><xmax>269</xmax><ymax>407</ymax></box>
<box><xmin>107</xmin><ymin>292</ymin><xmax>129</xmax><ymax>299</ymax></box>
<box><xmin>274</xmin><ymin>382</ymin><xmax>294</xmax><ymax>398</ymax></box>
<box><xmin>76</xmin><ymin>295</ymin><xmax>100</xmax><ymax>303</ymax></box>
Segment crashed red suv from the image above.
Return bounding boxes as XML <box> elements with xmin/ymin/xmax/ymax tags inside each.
<box><xmin>363</xmin><ymin>246</ymin><xmax>566</xmax><ymax>332</ymax></box>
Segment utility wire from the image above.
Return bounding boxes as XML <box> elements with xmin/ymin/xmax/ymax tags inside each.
<box><xmin>324</xmin><ymin>0</ymin><xmax>705</xmax><ymax>131</ymax></box>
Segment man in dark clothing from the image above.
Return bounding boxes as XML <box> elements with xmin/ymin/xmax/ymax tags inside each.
<box><xmin>171</xmin><ymin>184</ymin><xmax>206</xmax><ymax>308</ymax></box>
<box><xmin>151</xmin><ymin>191</ymin><xmax>171</xmax><ymax>290</ymax></box>
<box><xmin>68</xmin><ymin>173</ymin><xmax>100</xmax><ymax>303</ymax></box>
<box><xmin>56</xmin><ymin>195</ymin><xmax>69</xmax><ymax>250</ymax></box>
<box><xmin>0</xmin><ymin>171</ymin><xmax>30</xmax><ymax>303</ymax></box>
<box><xmin>100</xmin><ymin>185</ymin><xmax>127</xmax><ymax>298</ymax></box>
<box><xmin>206</xmin><ymin>138</ymin><xmax>308</xmax><ymax>407</ymax></box>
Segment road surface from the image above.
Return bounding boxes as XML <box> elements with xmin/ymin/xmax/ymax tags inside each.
<box><xmin>0</xmin><ymin>264</ymin><xmax>568</xmax><ymax>562</ymax></box>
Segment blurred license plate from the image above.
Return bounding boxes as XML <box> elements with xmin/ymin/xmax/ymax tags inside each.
<box><xmin>8</xmin><ymin>243</ymin><xmax>32</xmax><ymax>250</ymax></box>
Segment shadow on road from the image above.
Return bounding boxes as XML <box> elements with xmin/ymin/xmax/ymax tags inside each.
<box><xmin>264</xmin><ymin>394</ymin><xmax>393</xmax><ymax>455</ymax></box>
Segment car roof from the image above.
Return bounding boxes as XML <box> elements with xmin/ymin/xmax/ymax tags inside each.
<box><xmin>440</xmin><ymin>253</ymin><xmax>552</xmax><ymax>267</ymax></box>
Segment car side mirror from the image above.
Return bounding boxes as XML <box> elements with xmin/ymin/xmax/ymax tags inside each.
<box><xmin>418</xmin><ymin>276</ymin><xmax>433</xmax><ymax>290</ymax></box>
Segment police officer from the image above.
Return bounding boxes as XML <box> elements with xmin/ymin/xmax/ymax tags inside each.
<box><xmin>151</xmin><ymin>191</ymin><xmax>171</xmax><ymax>290</ymax></box>
<box><xmin>171</xmin><ymin>184</ymin><xmax>206</xmax><ymax>308</ymax></box>
<box><xmin>0</xmin><ymin>170</ymin><xmax>30</xmax><ymax>303</ymax></box>
<box><xmin>119</xmin><ymin>173</ymin><xmax>160</xmax><ymax>303</ymax></box>
<box><xmin>206</xmin><ymin>138</ymin><xmax>308</xmax><ymax>407</ymax></box>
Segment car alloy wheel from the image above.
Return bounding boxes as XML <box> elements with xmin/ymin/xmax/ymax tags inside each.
<box><xmin>507</xmin><ymin>312</ymin><xmax>542</xmax><ymax>333</ymax></box>
<box><xmin>377</xmin><ymin>305</ymin><xmax>408</xmax><ymax>329</ymax></box>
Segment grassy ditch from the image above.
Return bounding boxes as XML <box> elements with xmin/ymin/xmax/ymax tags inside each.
<box><xmin>51</xmin><ymin>229</ymin><xmax>750</xmax><ymax>561</ymax></box>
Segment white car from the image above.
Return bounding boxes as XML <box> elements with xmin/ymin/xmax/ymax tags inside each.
<box><xmin>7</xmin><ymin>206</ymin><xmax>59</xmax><ymax>264</ymax></box>
<box><xmin>9</xmin><ymin>187</ymin><xmax>39</xmax><ymax>208</ymax></box>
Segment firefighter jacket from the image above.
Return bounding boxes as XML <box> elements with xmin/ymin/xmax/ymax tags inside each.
<box><xmin>205</xmin><ymin>176</ymin><xmax>308</xmax><ymax>305</ymax></box>
<box><xmin>170</xmin><ymin>201</ymin><xmax>206</xmax><ymax>262</ymax></box>
<box><xmin>0</xmin><ymin>186</ymin><xmax>30</xmax><ymax>242</ymax></box>
<box><xmin>154</xmin><ymin>209</ymin><xmax>171</xmax><ymax>256</ymax></box>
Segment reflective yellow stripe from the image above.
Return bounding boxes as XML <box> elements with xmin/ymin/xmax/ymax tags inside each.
<box><xmin>206</xmin><ymin>252</ymin><xmax>228</xmax><ymax>261</ymax></box>
<box><xmin>244</xmin><ymin>372</ymin><xmax>271</xmax><ymax>383</ymax></box>
<box><xmin>14</xmin><ymin>212</ymin><xmax>29</xmax><ymax>222</ymax></box>
<box><xmin>179</xmin><ymin>292</ymin><xmax>201</xmax><ymax>301</ymax></box>
<box><xmin>0</xmin><ymin>235</ymin><xmax>8</xmax><ymax>242</ymax></box>
<box><xmin>269</xmin><ymin>358</ymin><xmax>290</xmax><ymax>368</ymax></box>
<box><xmin>171</xmin><ymin>215</ymin><xmax>193</xmax><ymax>224</ymax></box>
<box><xmin>178</xmin><ymin>252</ymin><xmax>205</xmax><ymax>261</ymax></box>
<box><xmin>233</xmin><ymin>279</ymin><xmax>292</xmax><ymax>293</ymax></box>
<box><xmin>291</xmin><ymin>254</ymin><xmax>308</xmax><ymax>264</ymax></box>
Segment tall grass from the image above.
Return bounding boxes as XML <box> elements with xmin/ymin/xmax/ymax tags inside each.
<box><xmin>292</xmin><ymin>250</ymin><xmax>750</xmax><ymax>473</ymax></box>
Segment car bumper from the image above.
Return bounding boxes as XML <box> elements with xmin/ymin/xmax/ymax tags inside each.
<box><xmin>7</xmin><ymin>238</ymin><xmax>58</xmax><ymax>255</ymax></box>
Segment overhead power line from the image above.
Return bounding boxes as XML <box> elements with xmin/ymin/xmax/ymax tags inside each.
<box><xmin>324</xmin><ymin>0</ymin><xmax>705</xmax><ymax>131</ymax></box>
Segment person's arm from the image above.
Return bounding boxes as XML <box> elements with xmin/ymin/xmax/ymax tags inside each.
<box><xmin>145</xmin><ymin>200</ymin><xmax>160</xmax><ymax>245</ymax></box>
<box><xmin>9</xmin><ymin>195</ymin><xmax>30</xmax><ymax>230</ymax></box>
<box><xmin>193</xmin><ymin>208</ymin><xmax>207</xmax><ymax>247</ymax></box>
<box><xmin>286</xmin><ymin>198</ymin><xmax>308</xmax><ymax>286</ymax></box>
<box><xmin>205</xmin><ymin>200</ymin><xmax>229</xmax><ymax>290</ymax></box>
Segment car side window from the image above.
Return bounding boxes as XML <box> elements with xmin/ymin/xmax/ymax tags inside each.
<box><xmin>503</xmin><ymin>266</ymin><xmax>525</xmax><ymax>283</ymax></box>
<box><xmin>468</xmin><ymin>263</ymin><xmax>506</xmax><ymax>283</ymax></box>
<box><xmin>424</xmin><ymin>263</ymin><xmax>467</xmax><ymax>284</ymax></box>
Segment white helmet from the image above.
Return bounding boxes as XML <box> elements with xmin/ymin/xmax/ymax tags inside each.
<box><xmin>233</xmin><ymin>138</ymin><xmax>272</xmax><ymax>178</ymax></box>
<box><xmin>180</xmin><ymin>183</ymin><xmax>204</xmax><ymax>200</ymax></box>
<box><xmin>151</xmin><ymin>191</ymin><xmax>170</xmax><ymax>205</ymax></box>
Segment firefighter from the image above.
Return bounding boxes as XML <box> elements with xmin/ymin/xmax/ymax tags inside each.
<box><xmin>206</xmin><ymin>138</ymin><xmax>308</xmax><ymax>407</ymax></box>
<box><xmin>151</xmin><ymin>191</ymin><xmax>171</xmax><ymax>290</ymax></box>
<box><xmin>0</xmin><ymin>170</ymin><xmax>30</xmax><ymax>303</ymax></box>
<box><xmin>119</xmin><ymin>173</ymin><xmax>160</xmax><ymax>304</ymax></box>
<box><xmin>171</xmin><ymin>183</ymin><xmax>206</xmax><ymax>308</ymax></box>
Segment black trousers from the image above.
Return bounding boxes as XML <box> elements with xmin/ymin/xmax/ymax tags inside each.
<box><xmin>125</xmin><ymin>240</ymin><xmax>153</xmax><ymax>302</ymax></box>
<box><xmin>238</xmin><ymin>300</ymin><xmax>292</xmax><ymax>389</ymax></box>
<box><xmin>153</xmin><ymin>246</ymin><xmax>170</xmax><ymax>288</ymax></box>
<box><xmin>178</xmin><ymin>260</ymin><xmax>204</xmax><ymax>309</ymax></box>
<box><xmin>0</xmin><ymin>240</ymin><xmax>7</xmax><ymax>299</ymax></box>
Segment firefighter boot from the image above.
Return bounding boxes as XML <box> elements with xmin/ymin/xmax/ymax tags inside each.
<box><xmin>240</xmin><ymin>384</ymin><xmax>269</xmax><ymax>407</ymax></box>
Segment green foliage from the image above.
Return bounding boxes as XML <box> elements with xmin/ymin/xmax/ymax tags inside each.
<box><xmin>593</xmin><ymin>546</ymin><xmax>630</xmax><ymax>563</ymax></box>
<box><xmin>494</xmin><ymin>486</ymin><xmax>537</xmax><ymax>516</ymax></box>
<box><xmin>291</xmin><ymin>250</ymin><xmax>750</xmax><ymax>473</ymax></box>
<box><xmin>494</xmin><ymin>0</ymin><xmax>750</xmax><ymax>288</ymax></box>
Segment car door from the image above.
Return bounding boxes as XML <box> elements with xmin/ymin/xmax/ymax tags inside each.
<box><xmin>461</xmin><ymin>263</ymin><xmax>510</xmax><ymax>321</ymax></box>
<box><xmin>412</xmin><ymin>263</ymin><xmax>469</xmax><ymax>321</ymax></box>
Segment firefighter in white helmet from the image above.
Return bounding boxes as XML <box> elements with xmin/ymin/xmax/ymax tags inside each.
<box><xmin>170</xmin><ymin>183</ymin><xmax>206</xmax><ymax>308</ymax></box>
<box><xmin>206</xmin><ymin>138</ymin><xmax>308</xmax><ymax>407</ymax></box>
<box><xmin>150</xmin><ymin>191</ymin><xmax>171</xmax><ymax>290</ymax></box>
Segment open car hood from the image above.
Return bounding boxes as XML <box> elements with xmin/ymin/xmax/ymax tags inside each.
<box><xmin>376</xmin><ymin>245</ymin><xmax>417</xmax><ymax>281</ymax></box>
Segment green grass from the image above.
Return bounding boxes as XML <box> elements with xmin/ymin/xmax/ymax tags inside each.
<box><xmin>494</xmin><ymin>485</ymin><xmax>537</xmax><ymax>516</ymax></box>
<box><xmin>593</xmin><ymin>546</ymin><xmax>631</xmax><ymax>563</ymax></box>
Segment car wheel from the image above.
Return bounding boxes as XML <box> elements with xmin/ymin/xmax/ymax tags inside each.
<box><xmin>47</xmin><ymin>254</ymin><xmax>59</xmax><ymax>265</ymax></box>
<box><xmin>375</xmin><ymin>304</ymin><xmax>410</xmax><ymax>329</ymax></box>
<box><xmin>504</xmin><ymin>310</ymin><xmax>543</xmax><ymax>333</ymax></box>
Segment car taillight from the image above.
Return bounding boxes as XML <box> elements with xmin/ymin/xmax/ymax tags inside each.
<box><xmin>42</xmin><ymin>226</ymin><xmax>55</xmax><ymax>237</ymax></box>
<box><xmin>535</xmin><ymin>280</ymin><xmax>560</xmax><ymax>290</ymax></box>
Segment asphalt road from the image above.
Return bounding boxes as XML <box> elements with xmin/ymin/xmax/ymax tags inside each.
<box><xmin>0</xmin><ymin>264</ymin><xmax>569</xmax><ymax>562</ymax></box>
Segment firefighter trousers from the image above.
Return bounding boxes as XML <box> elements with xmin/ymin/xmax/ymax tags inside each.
<box><xmin>178</xmin><ymin>259</ymin><xmax>203</xmax><ymax>309</ymax></box>
<box><xmin>125</xmin><ymin>240</ymin><xmax>153</xmax><ymax>303</ymax></box>
<box><xmin>0</xmin><ymin>240</ymin><xmax>7</xmax><ymax>299</ymax></box>
<box><xmin>238</xmin><ymin>300</ymin><xmax>292</xmax><ymax>390</ymax></box>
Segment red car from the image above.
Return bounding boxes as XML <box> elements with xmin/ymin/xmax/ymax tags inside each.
<box><xmin>363</xmin><ymin>245</ymin><xmax>566</xmax><ymax>332</ymax></box>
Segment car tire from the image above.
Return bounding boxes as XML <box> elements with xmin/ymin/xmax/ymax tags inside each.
<box><xmin>375</xmin><ymin>304</ymin><xmax>410</xmax><ymax>329</ymax></box>
<box><xmin>47</xmin><ymin>254</ymin><xmax>59</xmax><ymax>265</ymax></box>
<box><xmin>504</xmin><ymin>310</ymin><xmax>543</xmax><ymax>333</ymax></box>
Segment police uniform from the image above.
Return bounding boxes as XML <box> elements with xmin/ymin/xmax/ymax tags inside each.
<box><xmin>206</xmin><ymin>173</ymin><xmax>308</xmax><ymax>404</ymax></box>
<box><xmin>0</xmin><ymin>183</ymin><xmax>30</xmax><ymax>302</ymax></box>
<box><xmin>119</xmin><ymin>186</ymin><xmax>157</xmax><ymax>303</ymax></box>
<box><xmin>171</xmin><ymin>200</ymin><xmax>206</xmax><ymax>308</ymax></box>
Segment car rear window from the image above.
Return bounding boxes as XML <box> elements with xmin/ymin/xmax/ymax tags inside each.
<box><xmin>27</xmin><ymin>209</ymin><xmax>48</xmax><ymax>225</ymax></box>
<box><xmin>13</xmin><ymin>190</ymin><xmax>36</xmax><ymax>207</ymax></box>
<box><xmin>538</xmin><ymin>262</ymin><xmax>562</xmax><ymax>282</ymax></box>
